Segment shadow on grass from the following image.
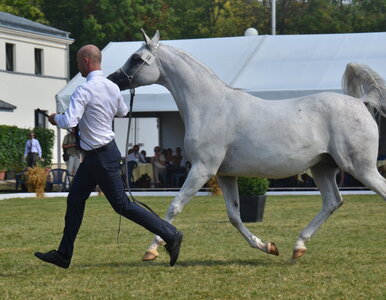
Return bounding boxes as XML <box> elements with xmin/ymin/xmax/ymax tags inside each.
<box><xmin>74</xmin><ymin>257</ymin><xmax>293</xmax><ymax>269</ymax></box>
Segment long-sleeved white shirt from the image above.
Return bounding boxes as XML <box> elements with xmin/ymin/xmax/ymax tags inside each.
<box><xmin>24</xmin><ymin>138</ymin><xmax>42</xmax><ymax>157</ymax></box>
<box><xmin>55</xmin><ymin>70</ymin><xmax>128</xmax><ymax>151</ymax></box>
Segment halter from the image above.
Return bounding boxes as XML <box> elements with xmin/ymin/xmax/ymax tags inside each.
<box><xmin>120</xmin><ymin>42</ymin><xmax>160</xmax><ymax>89</ymax></box>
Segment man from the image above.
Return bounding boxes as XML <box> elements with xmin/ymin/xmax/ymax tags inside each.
<box><xmin>127</xmin><ymin>144</ymin><xmax>146</xmax><ymax>163</ymax></box>
<box><xmin>35</xmin><ymin>45</ymin><xmax>182</xmax><ymax>269</ymax></box>
<box><xmin>24</xmin><ymin>132</ymin><xmax>42</xmax><ymax>167</ymax></box>
<box><xmin>62</xmin><ymin>128</ymin><xmax>81</xmax><ymax>176</ymax></box>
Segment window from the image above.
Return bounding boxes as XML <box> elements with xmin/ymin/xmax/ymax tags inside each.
<box><xmin>6</xmin><ymin>43</ymin><xmax>15</xmax><ymax>71</ymax></box>
<box><xmin>35</xmin><ymin>109</ymin><xmax>47</xmax><ymax>128</ymax></box>
<box><xmin>34</xmin><ymin>48</ymin><xmax>43</xmax><ymax>75</ymax></box>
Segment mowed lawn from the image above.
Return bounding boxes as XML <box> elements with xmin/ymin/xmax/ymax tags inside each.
<box><xmin>0</xmin><ymin>194</ymin><xmax>385</xmax><ymax>299</ymax></box>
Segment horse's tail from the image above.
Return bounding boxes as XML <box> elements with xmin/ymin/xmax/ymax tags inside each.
<box><xmin>342</xmin><ymin>62</ymin><xmax>386</xmax><ymax>117</ymax></box>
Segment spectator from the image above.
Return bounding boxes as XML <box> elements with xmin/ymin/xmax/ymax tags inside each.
<box><xmin>24</xmin><ymin>132</ymin><xmax>42</xmax><ymax>167</ymax></box>
<box><xmin>173</xmin><ymin>147</ymin><xmax>185</xmax><ymax>169</ymax></box>
<box><xmin>140</xmin><ymin>150</ymin><xmax>150</xmax><ymax>163</ymax></box>
<box><xmin>151</xmin><ymin>146</ymin><xmax>167</xmax><ymax>187</ymax></box>
<box><xmin>128</xmin><ymin>144</ymin><xmax>146</xmax><ymax>163</ymax></box>
<box><xmin>165</xmin><ymin>148</ymin><xmax>174</xmax><ymax>186</ymax></box>
<box><xmin>62</xmin><ymin>128</ymin><xmax>81</xmax><ymax>176</ymax></box>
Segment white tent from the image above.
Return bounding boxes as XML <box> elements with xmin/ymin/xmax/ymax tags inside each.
<box><xmin>56</xmin><ymin>32</ymin><xmax>386</xmax><ymax>154</ymax></box>
<box><xmin>56</xmin><ymin>31</ymin><xmax>386</xmax><ymax>112</ymax></box>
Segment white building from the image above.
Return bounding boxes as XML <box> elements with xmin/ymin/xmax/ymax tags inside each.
<box><xmin>0</xmin><ymin>12</ymin><xmax>73</xmax><ymax>165</ymax></box>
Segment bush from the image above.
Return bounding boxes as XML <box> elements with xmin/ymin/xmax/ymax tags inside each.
<box><xmin>0</xmin><ymin>125</ymin><xmax>54</xmax><ymax>171</ymax></box>
<box><xmin>237</xmin><ymin>177</ymin><xmax>269</xmax><ymax>195</ymax></box>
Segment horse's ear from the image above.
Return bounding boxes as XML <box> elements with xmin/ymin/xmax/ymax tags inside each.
<box><xmin>141</xmin><ymin>28</ymin><xmax>152</xmax><ymax>46</ymax></box>
<box><xmin>141</xmin><ymin>29</ymin><xmax>160</xmax><ymax>47</ymax></box>
<box><xmin>151</xmin><ymin>30</ymin><xmax>160</xmax><ymax>45</ymax></box>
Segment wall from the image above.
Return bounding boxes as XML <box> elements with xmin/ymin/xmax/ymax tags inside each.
<box><xmin>0</xmin><ymin>25</ymin><xmax>72</xmax><ymax>166</ymax></box>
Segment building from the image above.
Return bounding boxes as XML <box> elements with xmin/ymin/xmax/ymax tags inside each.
<box><xmin>0</xmin><ymin>12</ymin><xmax>73</xmax><ymax>165</ymax></box>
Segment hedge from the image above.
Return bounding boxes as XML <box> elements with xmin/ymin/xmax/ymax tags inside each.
<box><xmin>0</xmin><ymin>125</ymin><xmax>55</xmax><ymax>171</ymax></box>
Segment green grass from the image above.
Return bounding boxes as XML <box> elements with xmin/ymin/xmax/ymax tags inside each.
<box><xmin>0</xmin><ymin>194</ymin><xmax>385</xmax><ymax>299</ymax></box>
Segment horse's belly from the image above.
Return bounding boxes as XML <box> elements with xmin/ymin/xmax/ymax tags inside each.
<box><xmin>218</xmin><ymin>149</ymin><xmax>324</xmax><ymax>179</ymax></box>
<box><xmin>218</xmin><ymin>162</ymin><xmax>314</xmax><ymax>178</ymax></box>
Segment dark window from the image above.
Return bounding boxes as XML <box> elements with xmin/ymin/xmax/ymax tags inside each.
<box><xmin>35</xmin><ymin>48</ymin><xmax>43</xmax><ymax>75</ymax></box>
<box><xmin>35</xmin><ymin>109</ymin><xmax>47</xmax><ymax>128</ymax></box>
<box><xmin>6</xmin><ymin>43</ymin><xmax>14</xmax><ymax>71</ymax></box>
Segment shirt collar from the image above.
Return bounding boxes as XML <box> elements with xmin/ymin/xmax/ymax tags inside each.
<box><xmin>86</xmin><ymin>70</ymin><xmax>103</xmax><ymax>81</ymax></box>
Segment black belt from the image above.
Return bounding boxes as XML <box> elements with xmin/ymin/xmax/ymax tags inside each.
<box><xmin>85</xmin><ymin>140</ymin><xmax>114</xmax><ymax>153</ymax></box>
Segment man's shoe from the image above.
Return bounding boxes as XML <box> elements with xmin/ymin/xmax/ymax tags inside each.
<box><xmin>34</xmin><ymin>250</ymin><xmax>70</xmax><ymax>269</ymax></box>
<box><xmin>165</xmin><ymin>231</ymin><xmax>183</xmax><ymax>266</ymax></box>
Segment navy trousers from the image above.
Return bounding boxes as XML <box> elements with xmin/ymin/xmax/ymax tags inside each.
<box><xmin>58</xmin><ymin>140</ymin><xmax>177</xmax><ymax>259</ymax></box>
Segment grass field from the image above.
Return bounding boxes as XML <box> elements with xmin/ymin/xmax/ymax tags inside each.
<box><xmin>0</xmin><ymin>194</ymin><xmax>385</xmax><ymax>299</ymax></box>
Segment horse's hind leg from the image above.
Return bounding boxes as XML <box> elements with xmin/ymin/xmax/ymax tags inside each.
<box><xmin>350</xmin><ymin>167</ymin><xmax>386</xmax><ymax>201</ymax></box>
<box><xmin>142</xmin><ymin>163</ymin><xmax>213</xmax><ymax>261</ymax></box>
<box><xmin>293</xmin><ymin>159</ymin><xmax>343</xmax><ymax>259</ymax></box>
<box><xmin>217</xmin><ymin>176</ymin><xmax>279</xmax><ymax>256</ymax></box>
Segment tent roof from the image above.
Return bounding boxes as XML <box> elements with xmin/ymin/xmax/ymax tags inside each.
<box><xmin>56</xmin><ymin>32</ymin><xmax>386</xmax><ymax>113</ymax></box>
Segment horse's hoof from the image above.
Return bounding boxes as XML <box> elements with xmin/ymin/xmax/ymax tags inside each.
<box><xmin>142</xmin><ymin>250</ymin><xmax>159</xmax><ymax>261</ymax></box>
<box><xmin>267</xmin><ymin>242</ymin><xmax>279</xmax><ymax>256</ymax></box>
<box><xmin>292</xmin><ymin>248</ymin><xmax>307</xmax><ymax>259</ymax></box>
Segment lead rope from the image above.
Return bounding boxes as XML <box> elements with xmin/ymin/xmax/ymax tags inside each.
<box><xmin>117</xmin><ymin>87</ymin><xmax>160</xmax><ymax>245</ymax></box>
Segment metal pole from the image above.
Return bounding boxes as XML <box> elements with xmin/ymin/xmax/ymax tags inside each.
<box><xmin>57</xmin><ymin>127</ymin><xmax>62</xmax><ymax>169</ymax></box>
<box><xmin>271</xmin><ymin>0</ymin><xmax>276</xmax><ymax>35</ymax></box>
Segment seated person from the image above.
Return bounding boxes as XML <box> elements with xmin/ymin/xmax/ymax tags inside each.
<box><xmin>127</xmin><ymin>144</ymin><xmax>146</xmax><ymax>163</ymax></box>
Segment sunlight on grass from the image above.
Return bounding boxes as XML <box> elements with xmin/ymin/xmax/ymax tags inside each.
<box><xmin>0</xmin><ymin>194</ymin><xmax>385</xmax><ymax>299</ymax></box>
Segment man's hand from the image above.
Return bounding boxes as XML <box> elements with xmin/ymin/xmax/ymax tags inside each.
<box><xmin>48</xmin><ymin>113</ymin><xmax>57</xmax><ymax>125</ymax></box>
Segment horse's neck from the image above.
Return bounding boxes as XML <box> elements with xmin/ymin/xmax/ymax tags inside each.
<box><xmin>158</xmin><ymin>46</ymin><xmax>226</xmax><ymax>120</ymax></box>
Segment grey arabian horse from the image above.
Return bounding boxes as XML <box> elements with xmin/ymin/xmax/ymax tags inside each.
<box><xmin>108</xmin><ymin>30</ymin><xmax>386</xmax><ymax>261</ymax></box>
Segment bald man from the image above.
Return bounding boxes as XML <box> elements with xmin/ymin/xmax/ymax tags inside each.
<box><xmin>36</xmin><ymin>45</ymin><xmax>183</xmax><ymax>268</ymax></box>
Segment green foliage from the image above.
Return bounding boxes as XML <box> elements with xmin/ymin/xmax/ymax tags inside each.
<box><xmin>33</xmin><ymin>127</ymin><xmax>55</xmax><ymax>168</ymax></box>
<box><xmin>237</xmin><ymin>177</ymin><xmax>269</xmax><ymax>195</ymax></box>
<box><xmin>0</xmin><ymin>0</ymin><xmax>47</xmax><ymax>24</ymax></box>
<box><xmin>0</xmin><ymin>125</ymin><xmax>54</xmax><ymax>171</ymax></box>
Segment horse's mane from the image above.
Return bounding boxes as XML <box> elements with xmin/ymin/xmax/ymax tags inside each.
<box><xmin>162</xmin><ymin>45</ymin><xmax>239</xmax><ymax>91</ymax></box>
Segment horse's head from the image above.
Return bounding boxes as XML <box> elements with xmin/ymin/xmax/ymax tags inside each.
<box><xmin>107</xmin><ymin>29</ymin><xmax>161</xmax><ymax>91</ymax></box>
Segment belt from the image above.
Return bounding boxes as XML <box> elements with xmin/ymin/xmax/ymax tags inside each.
<box><xmin>85</xmin><ymin>140</ymin><xmax>114</xmax><ymax>153</ymax></box>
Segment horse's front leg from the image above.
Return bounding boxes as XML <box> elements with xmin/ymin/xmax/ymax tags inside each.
<box><xmin>142</xmin><ymin>163</ymin><xmax>213</xmax><ymax>261</ymax></box>
<box><xmin>216</xmin><ymin>176</ymin><xmax>279</xmax><ymax>256</ymax></box>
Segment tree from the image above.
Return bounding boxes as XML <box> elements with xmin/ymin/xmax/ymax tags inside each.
<box><xmin>351</xmin><ymin>0</ymin><xmax>386</xmax><ymax>32</ymax></box>
<box><xmin>0</xmin><ymin>0</ymin><xmax>47</xmax><ymax>24</ymax></box>
<box><xmin>41</xmin><ymin>0</ymin><xmax>176</xmax><ymax>77</ymax></box>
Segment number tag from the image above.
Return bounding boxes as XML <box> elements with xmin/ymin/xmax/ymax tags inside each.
<box><xmin>141</xmin><ymin>50</ymin><xmax>155</xmax><ymax>65</ymax></box>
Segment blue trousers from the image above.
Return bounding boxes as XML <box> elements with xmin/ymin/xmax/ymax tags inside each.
<box><xmin>58</xmin><ymin>140</ymin><xmax>177</xmax><ymax>259</ymax></box>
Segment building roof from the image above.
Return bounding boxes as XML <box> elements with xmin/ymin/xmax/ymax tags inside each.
<box><xmin>0</xmin><ymin>99</ymin><xmax>16</xmax><ymax>111</ymax></box>
<box><xmin>0</xmin><ymin>11</ymin><xmax>72</xmax><ymax>40</ymax></box>
<box><xmin>56</xmin><ymin>31</ymin><xmax>386</xmax><ymax>113</ymax></box>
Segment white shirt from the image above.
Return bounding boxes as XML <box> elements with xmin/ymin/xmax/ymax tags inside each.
<box><xmin>55</xmin><ymin>70</ymin><xmax>128</xmax><ymax>150</ymax></box>
<box><xmin>128</xmin><ymin>152</ymin><xmax>146</xmax><ymax>163</ymax></box>
<box><xmin>24</xmin><ymin>138</ymin><xmax>42</xmax><ymax>157</ymax></box>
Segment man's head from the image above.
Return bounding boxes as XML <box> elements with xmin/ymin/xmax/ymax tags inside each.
<box><xmin>29</xmin><ymin>132</ymin><xmax>35</xmax><ymax>139</ymax></box>
<box><xmin>77</xmin><ymin>45</ymin><xmax>102</xmax><ymax>77</ymax></box>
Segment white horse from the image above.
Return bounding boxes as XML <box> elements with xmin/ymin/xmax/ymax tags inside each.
<box><xmin>108</xmin><ymin>30</ymin><xmax>386</xmax><ymax>260</ymax></box>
